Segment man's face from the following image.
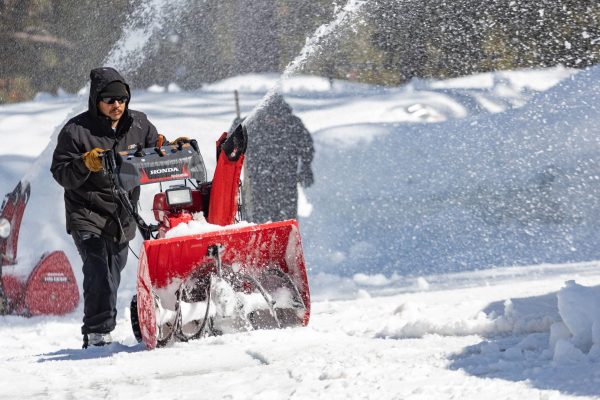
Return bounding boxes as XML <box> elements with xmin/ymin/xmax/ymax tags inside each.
<box><xmin>97</xmin><ymin>97</ymin><xmax>127</xmax><ymax>122</ymax></box>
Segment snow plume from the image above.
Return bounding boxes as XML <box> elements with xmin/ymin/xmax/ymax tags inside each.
<box><xmin>103</xmin><ymin>0</ymin><xmax>191</xmax><ymax>74</ymax></box>
<box><xmin>282</xmin><ymin>0</ymin><xmax>367</xmax><ymax>77</ymax></box>
<box><xmin>303</xmin><ymin>65</ymin><xmax>600</xmax><ymax>277</ymax></box>
<box><xmin>243</xmin><ymin>0</ymin><xmax>367</xmax><ymax>124</ymax></box>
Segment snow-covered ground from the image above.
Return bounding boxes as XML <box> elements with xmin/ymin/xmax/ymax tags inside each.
<box><xmin>3</xmin><ymin>68</ymin><xmax>600</xmax><ymax>399</ymax></box>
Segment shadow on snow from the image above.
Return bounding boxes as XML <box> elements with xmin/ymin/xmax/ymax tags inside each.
<box><xmin>36</xmin><ymin>342</ymin><xmax>145</xmax><ymax>362</ymax></box>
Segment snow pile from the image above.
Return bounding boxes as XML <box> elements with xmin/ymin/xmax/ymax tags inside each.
<box><xmin>551</xmin><ymin>280</ymin><xmax>600</xmax><ymax>362</ymax></box>
<box><xmin>376</xmin><ymin>278</ymin><xmax>600</xmax><ymax>365</ymax></box>
<box><xmin>377</xmin><ymin>297</ymin><xmax>556</xmax><ymax>340</ymax></box>
<box><xmin>370</xmin><ymin>276</ymin><xmax>600</xmax><ymax>368</ymax></box>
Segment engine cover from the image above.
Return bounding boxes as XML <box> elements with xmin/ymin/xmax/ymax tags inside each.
<box><xmin>117</xmin><ymin>143</ymin><xmax>207</xmax><ymax>191</ymax></box>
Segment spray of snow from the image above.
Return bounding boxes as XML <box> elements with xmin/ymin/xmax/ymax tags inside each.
<box><xmin>104</xmin><ymin>0</ymin><xmax>191</xmax><ymax>74</ymax></box>
<box><xmin>243</xmin><ymin>0</ymin><xmax>367</xmax><ymax>124</ymax></box>
<box><xmin>283</xmin><ymin>0</ymin><xmax>367</xmax><ymax>77</ymax></box>
<box><xmin>153</xmin><ymin>273</ymin><xmax>296</xmax><ymax>341</ymax></box>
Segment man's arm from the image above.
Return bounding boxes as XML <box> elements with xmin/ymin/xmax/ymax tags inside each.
<box><xmin>292</xmin><ymin>116</ymin><xmax>315</xmax><ymax>188</ymax></box>
<box><xmin>50</xmin><ymin>126</ymin><xmax>90</xmax><ymax>190</ymax></box>
<box><xmin>144</xmin><ymin>119</ymin><xmax>160</xmax><ymax>148</ymax></box>
<box><xmin>294</xmin><ymin>117</ymin><xmax>314</xmax><ymax>166</ymax></box>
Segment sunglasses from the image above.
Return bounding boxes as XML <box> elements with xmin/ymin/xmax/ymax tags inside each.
<box><xmin>100</xmin><ymin>96</ymin><xmax>129</xmax><ymax>104</ymax></box>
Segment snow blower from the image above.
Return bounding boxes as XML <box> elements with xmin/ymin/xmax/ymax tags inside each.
<box><xmin>0</xmin><ymin>181</ymin><xmax>79</xmax><ymax>316</ymax></box>
<box><xmin>102</xmin><ymin>125</ymin><xmax>310</xmax><ymax>349</ymax></box>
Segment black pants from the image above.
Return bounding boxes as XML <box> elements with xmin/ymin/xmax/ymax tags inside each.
<box><xmin>72</xmin><ymin>231</ymin><xmax>128</xmax><ymax>335</ymax></box>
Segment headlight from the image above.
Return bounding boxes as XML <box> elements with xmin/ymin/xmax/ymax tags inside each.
<box><xmin>0</xmin><ymin>218</ymin><xmax>10</xmax><ymax>239</ymax></box>
<box><xmin>165</xmin><ymin>186</ymin><xmax>193</xmax><ymax>207</ymax></box>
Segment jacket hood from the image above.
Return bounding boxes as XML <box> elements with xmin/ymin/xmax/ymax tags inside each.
<box><xmin>88</xmin><ymin>67</ymin><xmax>131</xmax><ymax>118</ymax></box>
<box><xmin>267</xmin><ymin>93</ymin><xmax>293</xmax><ymax>117</ymax></box>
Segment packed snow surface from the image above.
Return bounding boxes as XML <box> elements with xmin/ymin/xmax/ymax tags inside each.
<box><xmin>3</xmin><ymin>67</ymin><xmax>600</xmax><ymax>399</ymax></box>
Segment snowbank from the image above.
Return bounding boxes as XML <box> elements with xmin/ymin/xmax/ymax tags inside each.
<box><xmin>302</xmin><ymin>65</ymin><xmax>600</xmax><ymax>277</ymax></box>
<box><xmin>377</xmin><ymin>296</ymin><xmax>557</xmax><ymax>340</ymax></box>
<box><xmin>552</xmin><ymin>280</ymin><xmax>600</xmax><ymax>362</ymax></box>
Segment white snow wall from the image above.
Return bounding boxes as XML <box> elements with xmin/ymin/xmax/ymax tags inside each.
<box><xmin>302</xmin><ymin>66</ymin><xmax>600</xmax><ymax>277</ymax></box>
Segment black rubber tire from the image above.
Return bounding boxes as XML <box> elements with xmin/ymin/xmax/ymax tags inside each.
<box><xmin>130</xmin><ymin>295</ymin><xmax>143</xmax><ymax>343</ymax></box>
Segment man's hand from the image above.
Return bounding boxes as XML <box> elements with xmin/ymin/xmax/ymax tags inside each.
<box><xmin>172</xmin><ymin>136</ymin><xmax>190</xmax><ymax>145</ymax></box>
<box><xmin>156</xmin><ymin>134</ymin><xmax>167</xmax><ymax>147</ymax></box>
<box><xmin>298</xmin><ymin>164</ymin><xmax>314</xmax><ymax>187</ymax></box>
<box><xmin>82</xmin><ymin>148</ymin><xmax>105</xmax><ymax>172</ymax></box>
<box><xmin>156</xmin><ymin>136</ymin><xmax>190</xmax><ymax>147</ymax></box>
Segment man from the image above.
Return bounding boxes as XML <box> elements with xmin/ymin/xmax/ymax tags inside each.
<box><xmin>242</xmin><ymin>93</ymin><xmax>314</xmax><ymax>223</ymax></box>
<box><xmin>51</xmin><ymin>67</ymin><xmax>159</xmax><ymax>348</ymax></box>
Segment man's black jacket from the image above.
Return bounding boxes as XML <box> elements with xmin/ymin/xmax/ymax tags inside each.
<box><xmin>51</xmin><ymin>67</ymin><xmax>158</xmax><ymax>243</ymax></box>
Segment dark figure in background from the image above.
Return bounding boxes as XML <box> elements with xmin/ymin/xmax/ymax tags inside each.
<box><xmin>242</xmin><ymin>93</ymin><xmax>314</xmax><ymax>223</ymax></box>
<box><xmin>51</xmin><ymin>67</ymin><xmax>159</xmax><ymax>348</ymax></box>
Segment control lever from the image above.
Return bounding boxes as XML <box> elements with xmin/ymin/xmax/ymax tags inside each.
<box><xmin>134</xmin><ymin>144</ymin><xmax>144</xmax><ymax>157</ymax></box>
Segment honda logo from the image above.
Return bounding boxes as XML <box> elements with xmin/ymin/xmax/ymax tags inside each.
<box><xmin>149</xmin><ymin>167</ymin><xmax>180</xmax><ymax>176</ymax></box>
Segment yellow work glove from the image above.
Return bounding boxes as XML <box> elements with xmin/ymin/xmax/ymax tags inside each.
<box><xmin>82</xmin><ymin>148</ymin><xmax>105</xmax><ymax>172</ymax></box>
<box><xmin>172</xmin><ymin>136</ymin><xmax>190</xmax><ymax>145</ymax></box>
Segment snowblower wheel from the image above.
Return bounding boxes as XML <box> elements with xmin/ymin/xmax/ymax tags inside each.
<box><xmin>130</xmin><ymin>295</ymin><xmax>143</xmax><ymax>343</ymax></box>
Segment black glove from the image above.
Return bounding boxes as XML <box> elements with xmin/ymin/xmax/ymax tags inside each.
<box><xmin>298</xmin><ymin>164</ymin><xmax>314</xmax><ymax>187</ymax></box>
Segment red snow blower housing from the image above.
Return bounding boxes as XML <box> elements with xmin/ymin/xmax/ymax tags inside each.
<box><xmin>103</xmin><ymin>125</ymin><xmax>310</xmax><ymax>349</ymax></box>
<box><xmin>0</xmin><ymin>181</ymin><xmax>79</xmax><ymax>316</ymax></box>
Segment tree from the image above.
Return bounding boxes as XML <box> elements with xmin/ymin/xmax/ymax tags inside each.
<box><xmin>0</xmin><ymin>0</ymin><xmax>128</xmax><ymax>102</ymax></box>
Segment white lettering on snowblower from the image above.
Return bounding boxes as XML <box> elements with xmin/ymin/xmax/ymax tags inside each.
<box><xmin>149</xmin><ymin>167</ymin><xmax>180</xmax><ymax>175</ymax></box>
<box><xmin>43</xmin><ymin>273</ymin><xmax>68</xmax><ymax>283</ymax></box>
